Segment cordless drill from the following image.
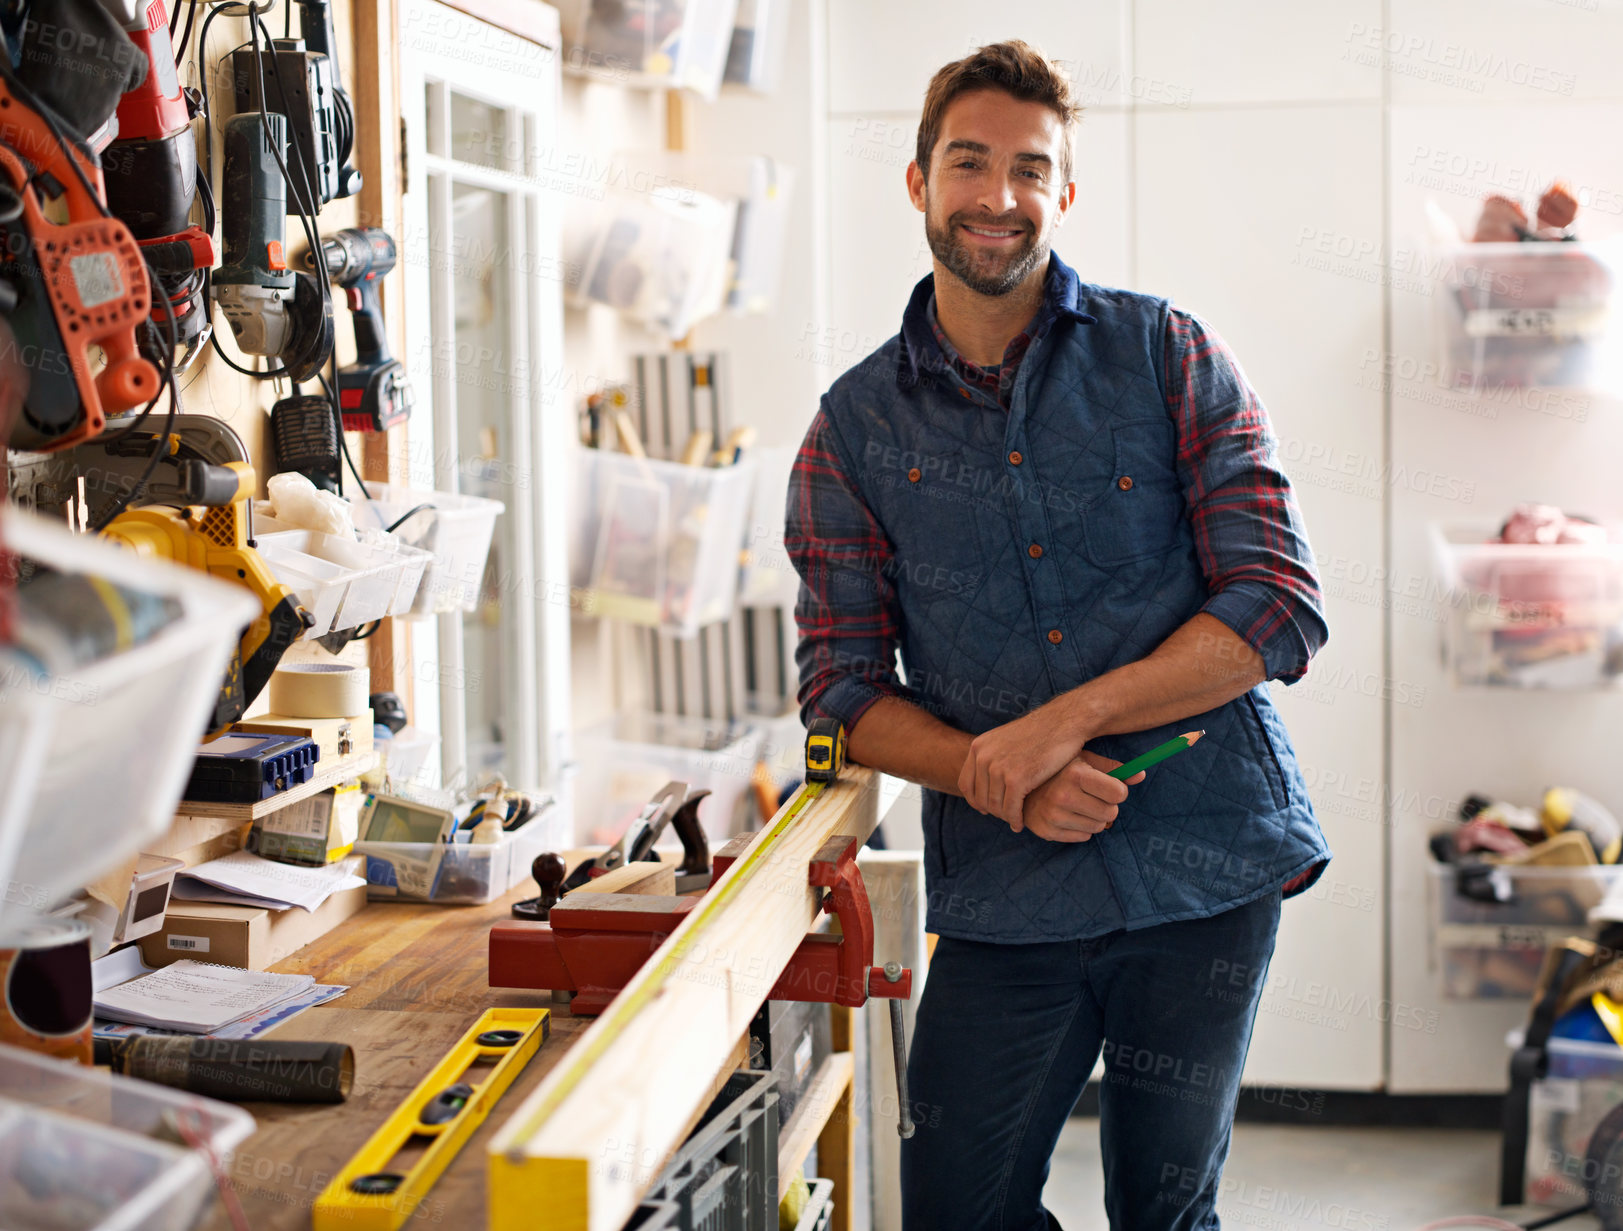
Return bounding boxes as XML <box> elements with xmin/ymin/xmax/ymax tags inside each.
<box><xmin>317</xmin><ymin>227</ymin><xmax>413</xmax><ymax>432</ymax></box>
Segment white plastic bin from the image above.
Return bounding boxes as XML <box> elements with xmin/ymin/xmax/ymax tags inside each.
<box><xmin>571</xmin><ymin>450</ymin><xmax>755</xmax><ymax>638</ymax></box>
<box><xmin>1434</xmin><ymin>240</ymin><xmax>1623</xmax><ymax>392</ymax></box>
<box><xmin>0</xmin><ymin>1041</ymin><xmax>255</xmax><ymax>1231</ymax></box>
<box><xmin>1430</xmin><ymin>863</ymin><xmax>1621</xmax><ymax>998</ymax></box>
<box><xmin>723</xmin><ymin>0</ymin><xmax>793</xmax><ymax>93</ymax></box>
<box><xmin>256</xmin><ymin>528</ymin><xmax>431</xmax><ymax>637</ymax></box>
<box><xmin>1433</xmin><ymin>523</ymin><xmax>1623</xmax><ymax>688</ymax></box>
<box><xmin>562</xmin><ymin>180</ymin><xmax>738</xmax><ymax>339</ymax></box>
<box><xmin>355</xmin><ymin>482</ymin><xmax>504</xmax><ymax>615</ymax></box>
<box><xmin>576</xmin><ymin>710</ymin><xmax>764</xmax><ymax>844</ymax></box>
<box><xmin>554</xmin><ymin>0</ymin><xmax>740</xmax><ymax>99</ymax></box>
<box><xmin>0</xmin><ymin>512</ymin><xmax>256</xmax><ymax>912</ymax></box>
<box><xmin>1513</xmin><ymin>1031</ymin><xmax>1623</xmax><ymax>1209</ymax></box>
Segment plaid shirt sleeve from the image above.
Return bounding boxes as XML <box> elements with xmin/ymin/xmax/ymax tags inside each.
<box><xmin>1164</xmin><ymin>308</ymin><xmax>1328</xmax><ymax>684</ymax></box>
<box><xmin>785</xmin><ymin>403</ymin><xmax>912</xmax><ymax>730</ymax></box>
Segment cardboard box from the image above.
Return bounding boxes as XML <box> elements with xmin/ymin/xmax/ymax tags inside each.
<box><xmin>235</xmin><ymin>710</ymin><xmax>374</xmax><ymax>764</ymax></box>
<box><xmin>136</xmin><ymin>883</ymin><xmax>368</xmax><ymax>970</ymax></box>
<box><xmin>253</xmin><ymin>784</ymin><xmax>364</xmax><ymax>865</ymax></box>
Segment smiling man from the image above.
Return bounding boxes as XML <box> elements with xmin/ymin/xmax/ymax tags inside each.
<box><xmin>785</xmin><ymin>41</ymin><xmax>1332</xmax><ymax>1231</ymax></box>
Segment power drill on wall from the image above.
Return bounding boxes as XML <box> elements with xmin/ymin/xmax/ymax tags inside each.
<box><xmin>315</xmin><ymin>227</ymin><xmax>413</xmax><ymax>432</ymax></box>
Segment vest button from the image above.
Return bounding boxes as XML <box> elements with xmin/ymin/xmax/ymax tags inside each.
<box><xmin>1117</xmin><ymin>475</ymin><xmax>1134</xmax><ymax>491</ymax></box>
<box><xmin>908</xmin><ymin>468</ymin><xmax>921</xmax><ymax>482</ymax></box>
<box><xmin>1008</xmin><ymin>451</ymin><xmax>1023</xmax><ymax>466</ymax></box>
<box><xmin>959</xmin><ymin>388</ymin><xmax>971</xmax><ymax>399</ymax></box>
<box><xmin>1047</xmin><ymin>629</ymin><xmax>1063</xmax><ymax>645</ymax></box>
<box><xmin>1027</xmin><ymin>543</ymin><xmax>1043</xmax><ymax>559</ymax></box>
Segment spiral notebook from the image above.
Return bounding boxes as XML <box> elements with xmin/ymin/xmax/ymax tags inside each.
<box><xmin>93</xmin><ymin>960</ymin><xmax>317</xmax><ymax>1033</ymax></box>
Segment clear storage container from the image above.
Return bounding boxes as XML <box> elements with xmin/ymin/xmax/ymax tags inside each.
<box><xmin>554</xmin><ymin>0</ymin><xmax>740</xmax><ymax>99</ymax></box>
<box><xmin>1441</xmin><ymin>241</ymin><xmax>1616</xmax><ymax>393</ymax></box>
<box><xmin>0</xmin><ymin>512</ymin><xmax>257</xmax><ymax>912</ymax></box>
<box><xmin>576</xmin><ymin>710</ymin><xmax>765</xmax><ymax>844</ymax></box>
<box><xmin>1435</xmin><ymin>241</ymin><xmax>1623</xmax><ymax>392</ymax></box>
<box><xmin>1430</xmin><ymin>863</ymin><xmax>1622</xmax><ymax>998</ymax></box>
<box><xmin>722</xmin><ymin>0</ymin><xmax>793</xmax><ymax>93</ymax></box>
<box><xmin>255</xmin><ymin>528</ymin><xmax>431</xmax><ymax>637</ymax></box>
<box><xmin>570</xmin><ymin>450</ymin><xmax>755</xmax><ymax>638</ymax></box>
<box><xmin>1513</xmin><ymin>1031</ymin><xmax>1623</xmax><ymax>1208</ymax></box>
<box><xmin>0</xmin><ymin>1041</ymin><xmax>255</xmax><ymax>1231</ymax></box>
<box><xmin>356</xmin><ymin>800</ymin><xmax>564</xmax><ymax>904</ymax></box>
<box><xmin>1432</xmin><ymin>523</ymin><xmax>1623</xmax><ymax>689</ymax></box>
<box><xmin>561</xmin><ymin>179</ymin><xmax>739</xmax><ymax>339</ymax></box>
<box><xmin>355</xmin><ymin>482</ymin><xmax>504</xmax><ymax>615</ymax></box>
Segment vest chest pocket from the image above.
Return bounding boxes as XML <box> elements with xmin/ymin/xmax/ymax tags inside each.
<box><xmin>1083</xmin><ymin>417</ymin><xmax>1186</xmax><ymax>568</ymax></box>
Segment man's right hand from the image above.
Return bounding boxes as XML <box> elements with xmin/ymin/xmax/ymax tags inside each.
<box><xmin>1016</xmin><ymin>751</ymin><xmax>1144</xmax><ymax>843</ymax></box>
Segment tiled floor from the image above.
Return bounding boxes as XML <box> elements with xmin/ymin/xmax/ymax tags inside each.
<box><xmin>1043</xmin><ymin>1118</ymin><xmax>1602</xmax><ymax>1230</ymax></box>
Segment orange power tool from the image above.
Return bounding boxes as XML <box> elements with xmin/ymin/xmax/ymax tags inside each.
<box><xmin>0</xmin><ymin>73</ymin><xmax>159</xmax><ymax>452</ymax></box>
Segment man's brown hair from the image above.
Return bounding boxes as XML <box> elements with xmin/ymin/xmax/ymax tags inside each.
<box><xmin>916</xmin><ymin>41</ymin><xmax>1080</xmax><ymax>185</ymax></box>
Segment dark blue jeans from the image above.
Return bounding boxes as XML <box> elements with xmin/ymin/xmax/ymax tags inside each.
<box><xmin>900</xmin><ymin>891</ymin><xmax>1283</xmax><ymax>1230</ymax></box>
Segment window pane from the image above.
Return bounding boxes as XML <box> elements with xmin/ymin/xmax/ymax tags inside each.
<box><xmin>449</xmin><ymin>92</ymin><xmax>507</xmax><ymax>171</ymax></box>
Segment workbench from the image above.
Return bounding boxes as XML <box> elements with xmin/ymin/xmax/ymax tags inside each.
<box><xmin>200</xmin><ymin>872</ymin><xmax>860</xmax><ymax>1230</ymax></box>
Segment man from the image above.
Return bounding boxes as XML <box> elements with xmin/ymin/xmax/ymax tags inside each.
<box><xmin>785</xmin><ymin>41</ymin><xmax>1331</xmax><ymax>1231</ymax></box>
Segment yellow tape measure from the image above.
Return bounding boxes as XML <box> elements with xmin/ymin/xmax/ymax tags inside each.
<box><xmin>313</xmin><ymin>1007</ymin><xmax>549</xmax><ymax>1231</ymax></box>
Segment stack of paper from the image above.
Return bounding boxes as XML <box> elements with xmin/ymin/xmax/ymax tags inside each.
<box><xmin>93</xmin><ymin>960</ymin><xmax>320</xmax><ymax>1034</ymax></box>
<box><xmin>172</xmin><ymin>851</ymin><xmax>365</xmax><ymax>912</ymax></box>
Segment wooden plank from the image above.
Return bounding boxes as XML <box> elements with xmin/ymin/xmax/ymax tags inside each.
<box><xmin>817</xmin><ymin>1068</ymin><xmax>856</xmax><ymax>1231</ymax></box>
<box><xmin>488</xmin><ymin>768</ymin><xmax>880</xmax><ymax>1231</ymax></box>
<box><xmin>777</xmin><ymin>1052</ymin><xmax>855</xmax><ymax>1200</ymax></box>
<box><xmin>352</xmin><ymin>0</ymin><xmax>412</xmax><ymax>710</ymax></box>
<box><xmin>566</xmin><ymin>861</ymin><xmax>675</xmax><ymax>897</ymax></box>
<box><xmin>171</xmin><ymin>750</ymin><xmax>380</xmax><ymax>825</ymax></box>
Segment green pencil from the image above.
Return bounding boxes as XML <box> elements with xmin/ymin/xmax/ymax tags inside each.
<box><xmin>1108</xmin><ymin>730</ymin><xmax>1206</xmax><ymax>780</ymax></box>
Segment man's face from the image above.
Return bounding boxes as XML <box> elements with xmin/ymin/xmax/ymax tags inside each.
<box><xmin>907</xmin><ymin>89</ymin><xmax>1074</xmax><ymax>297</ymax></box>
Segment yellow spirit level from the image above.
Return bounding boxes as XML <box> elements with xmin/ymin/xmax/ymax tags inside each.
<box><xmin>312</xmin><ymin>1007</ymin><xmax>549</xmax><ymax>1231</ymax></box>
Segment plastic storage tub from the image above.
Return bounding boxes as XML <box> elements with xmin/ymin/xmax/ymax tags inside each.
<box><xmin>554</xmin><ymin>0</ymin><xmax>740</xmax><ymax>99</ymax></box>
<box><xmin>723</xmin><ymin>0</ymin><xmax>794</xmax><ymax>93</ymax></box>
<box><xmin>356</xmin><ymin>801</ymin><xmax>564</xmax><ymax>904</ymax></box>
<box><xmin>1430</xmin><ymin>863</ymin><xmax>1622</xmax><ymax>998</ymax></box>
<box><xmin>256</xmin><ymin>528</ymin><xmax>431</xmax><ymax>637</ymax></box>
<box><xmin>570</xmin><ymin>451</ymin><xmax>755</xmax><ymax>638</ymax></box>
<box><xmin>1432</xmin><ymin>524</ymin><xmax>1623</xmax><ymax>688</ymax></box>
<box><xmin>355</xmin><ymin>482</ymin><xmax>504</xmax><ymax>615</ymax></box>
<box><xmin>0</xmin><ymin>1041</ymin><xmax>256</xmax><ymax>1231</ymax></box>
<box><xmin>1513</xmin><ymin>1031</ymin><xmax>1623</xmax><ymax>1208</ymax></box>
<box><xmin>1435</xmin><ymin>241</ymin><xmax>1622</xmax><ymax>393</ymax></box>
<box><xmin>576</xmin><ymin>711</ymin><xmax>765</xmax><ymax>844</ymax></box>
<box><xmin>0</xmin><ymin>512</ymin><xmax>257</xmax><ymax>912</ymax></box>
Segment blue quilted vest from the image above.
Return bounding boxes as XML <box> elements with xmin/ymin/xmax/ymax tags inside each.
<box><xmin>822</xmin><ymin>258</ymin><xmax>1330</xmax><ymax>942</ymax></box>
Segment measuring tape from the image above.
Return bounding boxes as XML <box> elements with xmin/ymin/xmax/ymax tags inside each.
<box><xmin>313</xmin><ymin>1007</ymin><xmax>549</xmax><ymax>1231</ymax></box>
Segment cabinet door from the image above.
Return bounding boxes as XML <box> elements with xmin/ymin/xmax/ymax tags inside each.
<box><xmin>399</xmin><ymin>0</ymin><xmax>572</xmax><ymax>792</ymax></box>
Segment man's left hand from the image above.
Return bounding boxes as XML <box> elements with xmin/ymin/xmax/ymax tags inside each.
<box><xmin>957</xmin><ymin>708</ymin><xmax>1082</xmax><ymax>827</ymax></box>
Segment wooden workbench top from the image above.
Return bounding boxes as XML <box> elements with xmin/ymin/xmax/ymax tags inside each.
<box><xmin>200</xmin><ymin>881</ymin><xmax>589</xmax><ymax>1230</ymax></box>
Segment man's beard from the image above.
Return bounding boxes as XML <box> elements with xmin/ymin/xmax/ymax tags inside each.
<box><xmin>925</xmin><ymin>206</ymin><xmax>1048</xmax><ymax>297</ymax></box>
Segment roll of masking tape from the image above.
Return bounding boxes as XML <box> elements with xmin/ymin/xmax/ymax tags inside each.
<box><xmin>268</xmin><ymin>662</ymin><xmax>369</xmax><ymax>718</ymax></box>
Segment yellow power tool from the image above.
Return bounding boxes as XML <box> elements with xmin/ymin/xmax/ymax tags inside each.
<box><xmin>102</xmin><ymin>460</ymin><xmax>311</xmax><ymax>732</ymax></box>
